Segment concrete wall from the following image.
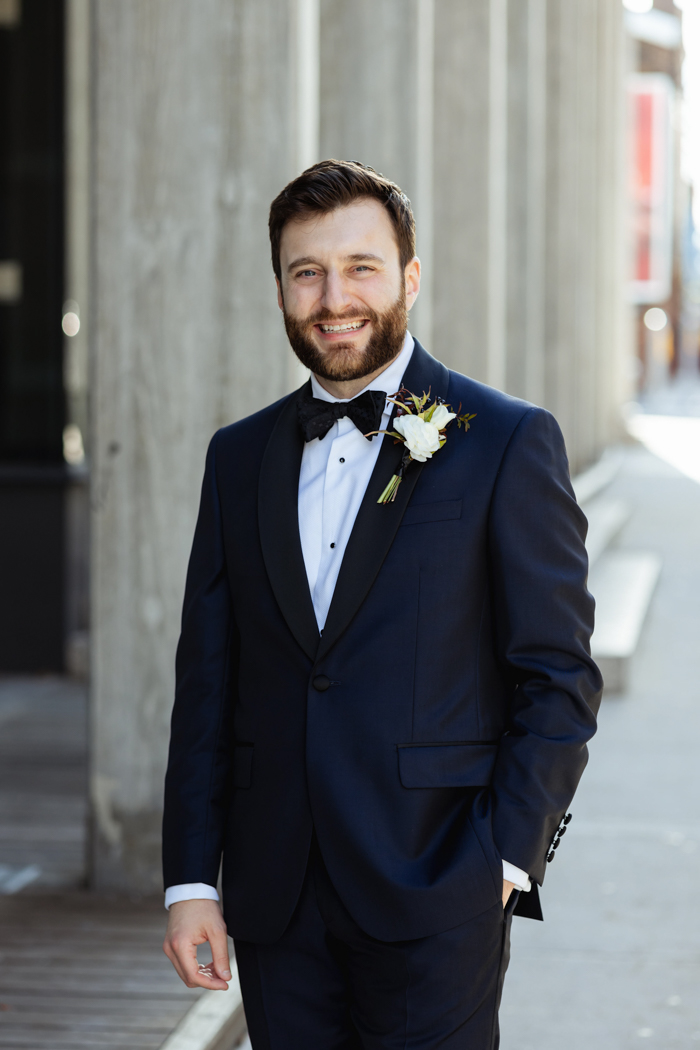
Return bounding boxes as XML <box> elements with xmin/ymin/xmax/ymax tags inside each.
<box><xmin>433</xmin><ymin>0</ymin><xmax>627</xmax><ymax>469</ymax></box>
<box><xmin>318</xmin><ymin>0</ymin><xmax>627</xmax><ymax>469</ymax></box>
<box><xmin>319</xmin><ymin>0</ymin><xmax>434</xmax><ymax>348</ymax></box>
<box><xmin>85</xmin><ymin>0</ymin><xmax>629</xmax><ymax>890</ymax></box>
<box><xmin>431</xmin><ymin>0</ymin><xmax>494</xmax><ymax>382</ymax></box>
<box><xmin>89</xmin><ymin>0</ymin><xmax>312</xmax><ymax>890</ymax></box>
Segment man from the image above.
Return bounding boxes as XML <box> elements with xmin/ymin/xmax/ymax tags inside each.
<box><xmin>162</xmin><ymin>160</ymin><xmax>602</xmax><ymax>1048</ymax></box>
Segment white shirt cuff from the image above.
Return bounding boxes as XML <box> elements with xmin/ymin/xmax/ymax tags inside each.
<box><xmin>164</xmin><ymin>883</ymin><xmax>220</xmax><ymax>910</ymax></box>
<box><xmin>502</xmin><ymin>859</ymin><xmax>531</xmax><ymax>892</ymax></box>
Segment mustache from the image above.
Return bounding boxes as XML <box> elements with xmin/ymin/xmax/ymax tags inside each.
<box><xmin>303</xmin><ymin>307</ymin><xmax>379</xmax><ymax>327</ymax></box>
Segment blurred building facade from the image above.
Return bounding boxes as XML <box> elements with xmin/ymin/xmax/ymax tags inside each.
<box><xmin>1</xmin><ymin>1</ymin><xmax>631</xmax><ymax>890</ymax></box>
<box><xmin>624</xmin><ymin>1</ymin><xmax>692</xmax><ymax>387</ymax></box>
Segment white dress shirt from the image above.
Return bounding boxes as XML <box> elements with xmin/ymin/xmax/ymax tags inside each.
<box><xmin>298</xmin><ymin>331</ymin><xmax>415</xmax><ymax>631</ymax></box>
<box><xmin>165</xmin><ymin>332</ymin><xmax>530</xmax><ymax>909</ymax></box>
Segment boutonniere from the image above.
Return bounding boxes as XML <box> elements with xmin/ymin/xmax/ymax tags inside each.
<box><xmin>367</xmin><ymin>388</ymin><xmax>476</xmax><ymax>504</ymax></box>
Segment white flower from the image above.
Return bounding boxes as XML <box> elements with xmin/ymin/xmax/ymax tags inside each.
<box><xmin>393</xmin><ymin>414</ymin><xmax>442</xmax><ymax>462</ymax></box>
<box><xmin>429</xmin><ymin>404</ymin><xmax>456</xmax><ymax>430</ymax></box>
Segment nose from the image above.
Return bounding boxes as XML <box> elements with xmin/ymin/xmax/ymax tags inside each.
<box><xmin>320</xmin><ymin>270</ymin><xmax>353</xmax><ymax>317</ymax></box>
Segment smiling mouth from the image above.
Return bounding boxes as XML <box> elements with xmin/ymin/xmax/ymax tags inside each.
<box><xmin>316</xmin><ymin>320</ymin><xmax>368</xmax><ymax>334</ymax></box>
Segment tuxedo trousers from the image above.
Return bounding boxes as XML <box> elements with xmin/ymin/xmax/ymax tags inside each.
<box><xmin>234</xmin><ymin>839</ymin><xmax>518</xmax><ymax>1050</ymax></box>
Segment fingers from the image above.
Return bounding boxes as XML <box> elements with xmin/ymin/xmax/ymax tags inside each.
<box><xmin>209</xmin><ymin>924</ymin><xmax>232</xmax><ymax>982</ymax></box>
<box><xmin>195</xmin><ymin>961</ymin><xmax>230</xmax><ymax>990</ymax></box>
<box><xmin>163</xmin><ymin>900</ymin><xmax>231</xmax><ymax>990</ymax></box>
<box><xmin>502</xmin><ymin>879</ymin><xmax>516</xmax><ymax>908</ymax></box>
<box><xmin>166</xmin><ymin>932</ymin><xmax>230</xmax><ymax>990</ymax></box>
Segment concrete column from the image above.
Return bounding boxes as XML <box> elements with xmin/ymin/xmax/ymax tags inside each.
<box><xmin>487</xmin><ymin>0</ymin><xmax>508</xmax><ymax>392</ymax></box>
<box><xmin>524</xmin><ymin>0</ymin><xmax>548</xmax><ymax>408</ymax></box>
<box><xmin>542</xmin><ymin>0</ymin><xmax>597</xmax><ymax>471</ymax></box>
<box><xmin>89</xmin><ymin>0</ymin><xmax>315</xmax><ymax>890</ymax></box>
<box><xmin>540</xmin><ymin>0</ymin><xmax>626</xmax><ymax>472</ymax></box>
<box><xmin>572</xmin><ymin>0</ymin><xmax>600</xmax><ymax>472</ymax></box>
<box><xmin>320</xmin><ymin>1</ymin><xmax>420</xmax><ymax>195</ymax></box>
<box><xmin>431</xmin><ymin>0</ymin><xmax>519</xmax><ymax>390</ymax></box>
<box><xmin>414</xmin><ymin>0</ymin><xmax>435</xmax><ymax>351</ymax></box>
<box><xmin>432</xmin><ymin>0</ymin><xmax>626</xmax><ymax>470</ymax></box>
<box><xmin>595</xmin><ymin>0</ymin><xmax>629</xmax><ymax>449</ymax></box>
<box><xmin>504</xmin><ymin>0</ymin><xmax>547</xmax><ymax>406</ymax></box>
<box><xmin>432</xmin><ymin>0</ymin><xmax>491</xmax><ymax>379</ymax></box>
<box><xmin>543</xmin><ymin>0</ymin><xmax>575</xmax><ymax>457</ymax></box>
<box><xmin>319</xmin><ymin>0</ymin><xmax>434</xmax><ymax>348</ymax></box>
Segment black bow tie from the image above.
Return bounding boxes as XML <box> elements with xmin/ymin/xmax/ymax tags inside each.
<box><xmin>297</xmin><ymin>387</ymin><xmax>387</xmax><ymax>443</ymax></box>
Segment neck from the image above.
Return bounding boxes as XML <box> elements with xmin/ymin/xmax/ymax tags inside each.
<box><xmin>313</xmin><ymin>348</ymin><xmax>403</xmax><ymax>401</ymax></box>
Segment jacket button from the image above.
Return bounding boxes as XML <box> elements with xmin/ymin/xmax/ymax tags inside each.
<box><xmin>312</xmin><ymin>674</ymin><xmax>331</xmax><ymax>692</ymax></box>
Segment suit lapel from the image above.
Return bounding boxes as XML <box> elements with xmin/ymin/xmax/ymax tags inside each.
<box><xmin>316</xmin><ymin>341</ymin><xmax>450</xmax><ymax>663</ymax></box>
<box><xmin>258</xmin><ymin>383</ymin><xmax>320</xmax><ymax>662</ymax></box>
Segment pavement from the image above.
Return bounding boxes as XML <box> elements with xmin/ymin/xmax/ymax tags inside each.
<box><xmin>0</xmin><ymin>675</ymin><xmax>88</xmax><ymax>893</ymax></box>
<box><xmin>0</xmin><ymin>678</ymin><xmax>202</xmax><ymax>1050</ymax></box>
<box><xmin>500</xmin><ymin>433</ymin><xmax>700</xmax><ymax>1048</ymax></box>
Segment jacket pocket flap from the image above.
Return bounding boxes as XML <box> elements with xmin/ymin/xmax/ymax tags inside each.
<box><xmin>233</xmin><ymin>744</ymin><xmax>253</xmax><ymax>789</ymax></box>
<box><xmin>401</xmin><ymin>499</ymin><xmax>462</xmax><ymax>527</ymax></box>
<box><xmin>397</xmin><ymin>742</ymin><xmax>498</xmax><ymax>788</ymax></box>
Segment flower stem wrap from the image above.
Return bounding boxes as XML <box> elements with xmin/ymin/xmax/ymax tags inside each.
<box><xmin>377</xmin><ymin>449</ymin><xmax>413</xmax><ymax>504</ymax></box>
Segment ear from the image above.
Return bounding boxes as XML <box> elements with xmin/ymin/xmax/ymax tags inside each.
<box><xmin>276</xmin><ymin>276</ymin><xmax>284</xmax><ymax>312</ymax></box>
<box><xmin>404</xmin><ymin>257</ymin><xmax>421</xmax><ymax>311</ymax></box>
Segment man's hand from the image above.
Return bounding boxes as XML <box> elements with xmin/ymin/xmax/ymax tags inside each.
<box><xmin>163</xmin><ymin>899</ymin><xmax>232</xmax><ymax>990</ymax></box>
<box><xmin>502</xmin><ymin>879</ymin><xmax>516</xmax><ymax>908</ymax></box>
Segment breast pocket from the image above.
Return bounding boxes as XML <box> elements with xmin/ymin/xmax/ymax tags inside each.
<box><xmin>401</xmin><ymin>499</ymin><xmax>462</xmax><ymax>527</ymax></box>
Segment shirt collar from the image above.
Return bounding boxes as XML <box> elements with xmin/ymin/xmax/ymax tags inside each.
<box><xmin>309</xmin><ymin>331</ymin><xmax>414</xmax><ymax>407</ymax></box>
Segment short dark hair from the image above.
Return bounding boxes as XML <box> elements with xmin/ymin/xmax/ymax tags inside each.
<box><xmin>268</xmin><ymin>159</ymin><xmax>416</xmax><ymax>281</ymax></box>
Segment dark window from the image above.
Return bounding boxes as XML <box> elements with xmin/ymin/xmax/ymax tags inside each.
<box><xmin>0</xmin><ymin>0</ymin><xmax>65</xmax><ymax>462</ymax></box>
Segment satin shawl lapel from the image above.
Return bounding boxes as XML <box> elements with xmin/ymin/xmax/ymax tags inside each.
<box><xmin>258</xmin><ymin>383</ymin><xmax>319</xmax><ymax>662</ymax></box>
<box><xmin>317</xmin><ymin>341</ymin><xmax>450</xmax><ymax>663</ymax></box>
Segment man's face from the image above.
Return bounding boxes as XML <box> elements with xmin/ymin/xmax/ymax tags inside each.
<box><xmin>277</xmin><ymin>199</ymin><xmax>420</xmax><ymax>383</ymax></box>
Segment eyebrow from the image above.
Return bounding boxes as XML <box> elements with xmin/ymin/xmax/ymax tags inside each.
<box><xmin>286</xmin><ymin>252</ymin><xmax>385</xmax><ymax>273</ymax></box>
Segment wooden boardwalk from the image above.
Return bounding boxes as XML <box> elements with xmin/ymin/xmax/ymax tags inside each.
<box><xmin>0</xmin><ymin>677</ymin><xmax>204</xmax><ymax>1050</ymax></box>
<box><xmin>0</xmin><ymin>893</ymin><xmax>201</xmax><ymax>1049</ymax></box>
<box><xmin>0</xmin><ymin>676</ymin><xmax>87</xmax><ymax>891</ymax></box>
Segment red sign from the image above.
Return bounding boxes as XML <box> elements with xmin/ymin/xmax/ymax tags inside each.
<box><xmin>628</xmin><ymin>74</ymin><xmax>674</xmax><ymax>304</ymax></box>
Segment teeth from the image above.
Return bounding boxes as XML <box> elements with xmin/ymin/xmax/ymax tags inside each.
<box><xmin>320</xmin><ymin>321</ymin><xmax>365</xmax><ymax>332</ymax></box>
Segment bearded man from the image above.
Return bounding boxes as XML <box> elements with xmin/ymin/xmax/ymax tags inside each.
<box><xmin>162</xmin><ymin>160</ymin><xmax>602</xmax><ymax>1048</ymax></box>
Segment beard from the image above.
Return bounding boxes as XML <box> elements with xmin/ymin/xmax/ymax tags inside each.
<box><xmin>283</xmin><ymin>286</ymin><xmax>407</xmax><ymax>383</ymax></box>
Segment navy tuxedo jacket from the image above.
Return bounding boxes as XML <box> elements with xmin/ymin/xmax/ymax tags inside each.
<box><xmin>163</xmin><ymin>341</ymin><xmax>602</xmax><ymax>944</ymax></box>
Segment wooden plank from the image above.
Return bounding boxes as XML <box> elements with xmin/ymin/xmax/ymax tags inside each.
<box><xmin>0</xmin><ymin>900</ymin><xmax>202</xmax><ymax>1048</ymax></box>
<box><xmin>0</xmin><ymin>680</ymin><xmax>202</xmax><ymax>1049</ymax></box>
<box><xmin>0</xmin><ymin>1032</ymin><xmax>171</xmax><ymax>1048</ymax></box>
<box><xmin>0</xmin><ymin>1008</ymin><xmax>197</xmax><ymax>1027</ymax></box>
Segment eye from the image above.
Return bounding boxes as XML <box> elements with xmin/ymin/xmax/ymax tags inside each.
<box><xmin>353</xmin><ymin>265</ymin><xmax>372</xmax><ymax>273</ymax></box>
<box><xmin>296</xmin><ymin>269</ymin><xmax>318</xmax><ymax>278</ymax></box>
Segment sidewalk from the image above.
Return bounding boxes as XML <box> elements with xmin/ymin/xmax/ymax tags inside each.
<box><xmin>500</xmin><ymin>440</ymin><xmax>700</xmax><ymax>1048</ymax></box>
<box><xmin>0</xmin><ymin>676</ymin><xmax>87</xmax><ymax>892</ymax></box>
<box><xmin>0</xmin><ymin>678</ymin><xmax>204</xmax><ymax>1050</ymax></box>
